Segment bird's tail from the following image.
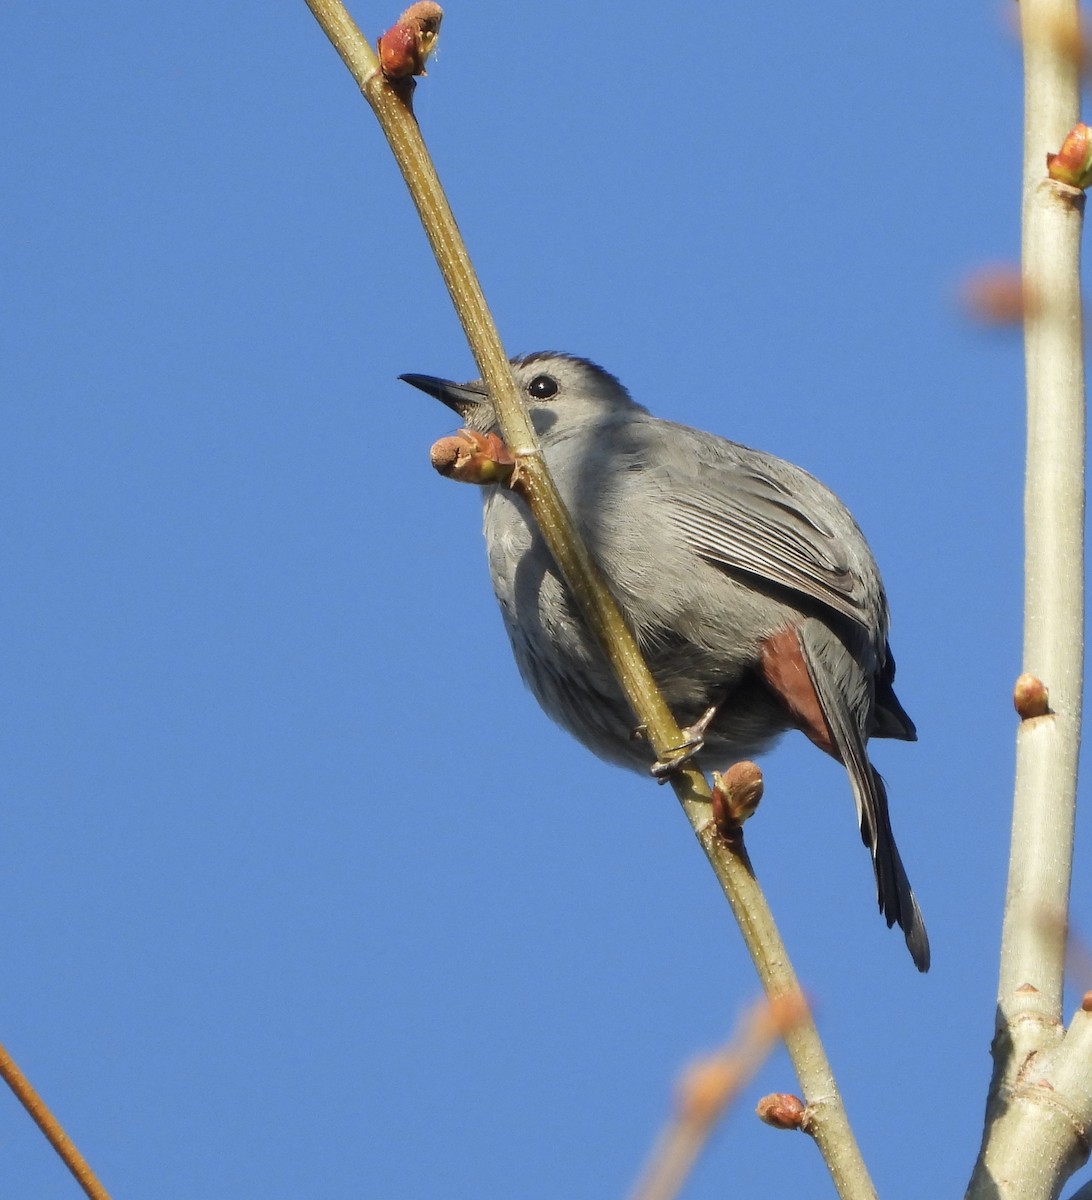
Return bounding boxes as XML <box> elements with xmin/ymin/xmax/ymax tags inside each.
<box><xmin>797</xmin><ymin>621</ymin><xmax>930</xmax><ymax>972</ymax></box>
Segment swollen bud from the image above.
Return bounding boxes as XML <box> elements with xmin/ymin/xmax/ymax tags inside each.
<box><xmin>1013</xmin><ymin>673</ymin><xmax>1050</xmax><ymax>720</ymax></box>
<box><xmin>1047</xmin><ymin>123</ymin><xmax>1092</xmax><ymax>189</ymax></box>
<box><xmin>755</xmin><ymin>1093</ymin><xmax>807</xmax><ymax>1131</ymax></box>
<box><xmin>378</xmin><ymin>2</ymin><xmax>443</xmax><ymax>78</ymax></box>
<box><xmin>711</xmin><ymin>761</ymin><xmax>764</xmax><ymax>836</ymax></box>
<box><xmin>430</xmin><ymin>429</ymin><xmax>516</xmax><ymax>486</ymax></box>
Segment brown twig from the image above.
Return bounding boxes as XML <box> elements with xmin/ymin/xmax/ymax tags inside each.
<box><xmin>0</xmin><ymin>1042</ymin><xmax>111</xmax><ymax>1200</ymax></box>
<box><xmin>628</xmin><ymin>994</ymin><xmax>810</xmax><ymax>1200</ymax></box>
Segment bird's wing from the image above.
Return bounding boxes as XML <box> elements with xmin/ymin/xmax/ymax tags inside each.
<box><xmin>660</xmin><ymin>434</ymin><xmax>873</xmax><ymax>628</ymax></box>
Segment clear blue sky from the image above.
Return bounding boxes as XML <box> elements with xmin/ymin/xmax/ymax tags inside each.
<box><xmin>4</xmin><ymin>3</ymin><xmax>1090</xmax><ymax>1198</ymax></box>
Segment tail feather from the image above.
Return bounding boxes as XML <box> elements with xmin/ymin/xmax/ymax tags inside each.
<box><xmin>797</xmin><ymin>622</ymin><xmax>930</xmax><ymax>972</ymax></box>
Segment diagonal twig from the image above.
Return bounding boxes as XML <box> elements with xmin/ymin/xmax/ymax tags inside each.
<box><xmin>0</xmin><ymin>1041</ymin><xmax>112</xmax><ymax>1200</ymax></box>
<box><xmin>303</xmin><ymin>4</ymin><xmax>880</xmax><ymax>1195</ymax></box>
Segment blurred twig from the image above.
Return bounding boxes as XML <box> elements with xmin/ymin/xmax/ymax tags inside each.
<box><xmin>0</xmin><ymin>1042</ymin><xmax>111</xmax><ymax>1200</ymax></box>
<box><xmin>628</xmin><ymin>994</ymin><xmax>809</xmax><ymax>1200</ymax></box>
<box><xmin>966</xmin><ymin>0</ymin><xmax>1091</xmax><ymax>1196</ymax></box>
<box><xmin>304</xmin><ymin>4</ymin><xmax>878</xmax><ymax>1195</ymax></box>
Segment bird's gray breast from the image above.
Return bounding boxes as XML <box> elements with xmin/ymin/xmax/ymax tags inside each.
<box><xmin>476</xmin><ymin>422</ymin><xmax>800</xmax><ymax>767</ymax></box>
<box><xmin>481</xmin><ymin>484</ymin><xmax>649</xmax><ymax>765</ymax></box>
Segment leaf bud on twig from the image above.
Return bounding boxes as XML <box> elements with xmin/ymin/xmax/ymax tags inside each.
<box><xmin>1013</xmin><ymin>673</ymin><xmax>1050</xmax><ymax>720</ymax></box>
<box><xmin>378</xmin><ymin>3</ymin><xmax>443</xmax><ymax>78</ymax></box>
<box><xmin>711</xmin><ymin>761</ymin><xmax>764</xmax><ymax>836</ymax></box>
<box><xmin>1047</xmin><ymin>123</ymin><xmax>1092</xmax><ymax>189</ymax></box>
<box><xmin>430</xmin><ymin>429</ymin><xmax>517</xmax><ymax>487</ymax></box>
<box><xmin>755</xmin><ymin>1092</ymin><xmax>808</xmax><ymax>1131</ymax></box>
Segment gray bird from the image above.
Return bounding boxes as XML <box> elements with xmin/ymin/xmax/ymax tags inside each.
<box><xmin>401</xmin><ymin>353</ymin><xmax>929</xmax><ymax>971</ymax></box>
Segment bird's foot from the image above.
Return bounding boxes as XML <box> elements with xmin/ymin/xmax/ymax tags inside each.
<box><xmin>648</xmin><ymin>701</ymin><xmax>721</xmax><ymax>780</ymax></box>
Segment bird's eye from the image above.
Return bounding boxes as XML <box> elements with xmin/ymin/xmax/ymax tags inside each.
<box><xmin>527</xmin><ymin>374</ymin><xmax>559</xmax><ymax>400</ymax></box>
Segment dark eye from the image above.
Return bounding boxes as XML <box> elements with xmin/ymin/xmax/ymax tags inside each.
<box><xmin>527</xmin><ymin>374</ymin><xmax>559</xmax><ymax>400</ymax></box>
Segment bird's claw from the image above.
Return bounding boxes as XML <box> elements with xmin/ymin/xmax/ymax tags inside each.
<box><xmin>650</xmin><ymin>740</ymin><xmax>703</xmax><ymax>780</ymax></box>
<box><xmin>646</xmin><ymin>700</ymin><xmax>722</xmax><ymax>780</ymax></box>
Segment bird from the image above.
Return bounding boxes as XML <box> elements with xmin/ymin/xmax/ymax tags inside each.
<box><xmin>401</xmin><ymin>352</ymin><xmax>929</xmax><ymax>971</ymax></box>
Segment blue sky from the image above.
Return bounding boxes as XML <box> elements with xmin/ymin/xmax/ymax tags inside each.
<box><xmin>3</xmin><ymin>2</ymin><xmax>1090</xmax><ymax>1197</ymax></box>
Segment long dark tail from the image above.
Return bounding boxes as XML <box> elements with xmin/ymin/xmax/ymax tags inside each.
<box><xmin>797</xmin><ymin>622</ymin><xmax>930</xmax><ymax>972</ymax></box>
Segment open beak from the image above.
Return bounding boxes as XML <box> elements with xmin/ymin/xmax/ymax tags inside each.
<box><xmin>399</xmin><ymin>373</ymin><xmax>489</xmax><ymax>420</ymax></box>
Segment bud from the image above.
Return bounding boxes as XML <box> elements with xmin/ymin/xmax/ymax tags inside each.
<box><xmin>378</xmin><ymin>2</ymin><xmax>443</xmax><ymax>78</ymax></box>
<box><xmin>1013</xmin><ymin>673</ymin><xmax>1050</xmax><ymax>720</ymax></box>
<box><xmin>1047</xmin><ymin>123</ymin><xmax>1092</xmax><ymax>189</ymax></box>
<box><xmin>755</xmin><ymin>1092</ymin><xmax>807</xmax><ymax>1131</ymax></box>
<box><xmin>711</xmin><ymin>761</ymin><xmax>764</xmax><ymax>835</ymax></box>
<box><xmin>430</xmin><ymin>429</ymin><xmax>516</xmax><ymax>486</ymax></box>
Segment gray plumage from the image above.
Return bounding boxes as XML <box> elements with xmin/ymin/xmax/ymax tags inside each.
<box><xmin>401</xmin><ymin>352</ymin><xmax>929</xmax><ymax>971</ymax></box>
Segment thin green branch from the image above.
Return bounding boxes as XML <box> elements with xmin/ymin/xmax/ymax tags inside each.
<box><xmin>304</xmin><ymin>4</ymin><xmax>877</xmax><ymax>1195</ymax></box>
<box><xmin>0</xmin><ymin>1041</ymin><xmax>112</xmax><ymax>1200</ymax></box>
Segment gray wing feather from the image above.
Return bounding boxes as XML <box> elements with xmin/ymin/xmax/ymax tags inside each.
<box><xmin>656</xmin><ymin>431</ymin><xmax>874</xmax><ymax>628</ymax></box>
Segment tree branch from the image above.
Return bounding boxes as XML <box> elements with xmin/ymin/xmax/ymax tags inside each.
<box><xmin>303</xmin><ymin>3</ymin><xmax>880</xmax><ymax>1194</ymax></box>
<box><xmin>1001</xmin><ymin>0</ymin><xmax>1085</xmax><ymax>1035</ymax></box>
<box><xmin>0</xmin><ymin>1041</ymin><xmax>112</xmax><ymax>1200</ymax></box>
<box><xmin>967</xmin><ymin>0</ymin><xmax>1088</xmax><ymax>1195</ymax></box>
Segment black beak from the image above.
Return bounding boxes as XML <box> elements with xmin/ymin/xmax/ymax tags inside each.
<box><xmin>399</xmin><ymin>373</ymin><xmax>488</xmax><ymax>420</ymax></box>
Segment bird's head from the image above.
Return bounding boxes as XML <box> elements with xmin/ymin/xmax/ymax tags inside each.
<box><xmin>400</xmin><ymin>352</ymin><xmax>643</xmax><ymax>441</ymax></box>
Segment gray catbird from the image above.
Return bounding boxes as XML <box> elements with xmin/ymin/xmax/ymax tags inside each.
<box><xmin>402</xmin><ymin>352</ymin><xmax>929</xmax><ymax>971</ymax></box>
